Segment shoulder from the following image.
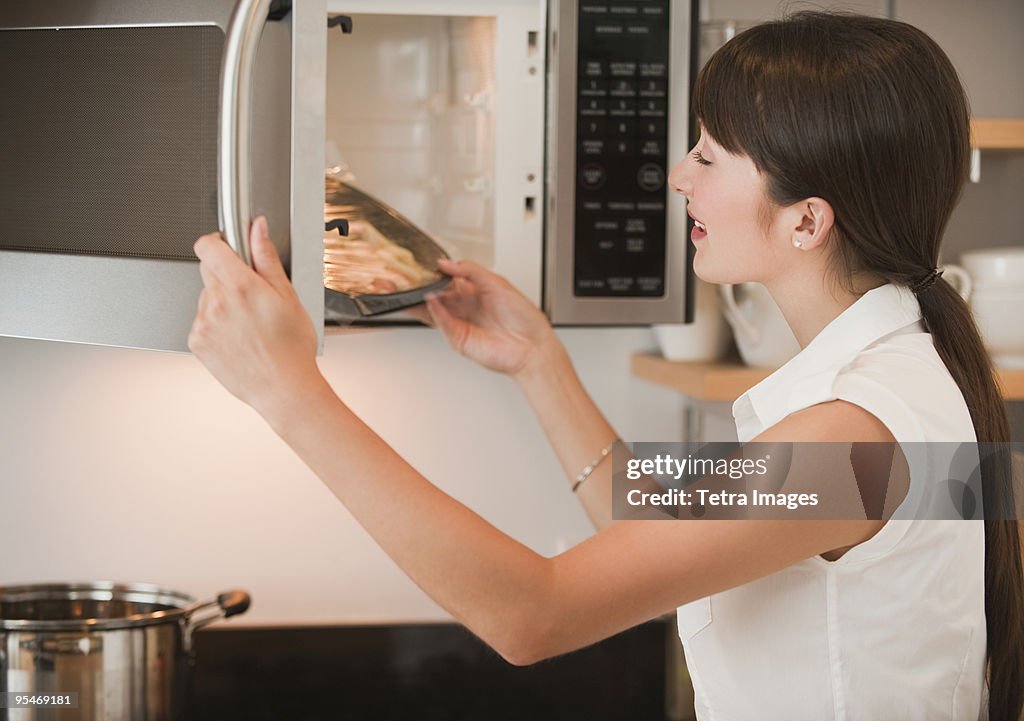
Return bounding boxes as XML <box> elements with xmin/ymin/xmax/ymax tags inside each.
<box><xmin>834</xmin><ymin>331</ymin><xmax>975</xmax><ymax>443</ymax></box>
<box><xmin>754</xmin><ymin>399</ymin><xmax>896</xmax><ymax>443</ymax></box>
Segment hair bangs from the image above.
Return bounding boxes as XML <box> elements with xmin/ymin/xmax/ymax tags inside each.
<box><xmin>692</xmin><ymin>27</ymin><xmax>774</xmax><ymax>166</ymax></box>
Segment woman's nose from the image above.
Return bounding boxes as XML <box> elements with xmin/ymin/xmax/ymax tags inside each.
<box><xmin>667</xmin><ymin>157</ymin><xmax>691</xmax><ymax>197</ymax></box>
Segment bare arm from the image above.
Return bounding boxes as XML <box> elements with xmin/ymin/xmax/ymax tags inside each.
<box><xmin>189</xmin><ymin>222</ymin><xmax>897</xmax><ymax>665</ymax></box>
<box><xmin>421</xmin><ymin>260</ymin><xmax>628</xmax><ymax>531</ymax></box>
<box><xmin>257</xmin><ymin>371</ymin><xmax>893</xmax><ymax>663</ymax></box>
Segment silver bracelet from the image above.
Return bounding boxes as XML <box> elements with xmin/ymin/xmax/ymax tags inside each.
<box><xmin>572</xmin><ymin>438</ymin><xmax>622</xmax><ymax>493</ymax></box>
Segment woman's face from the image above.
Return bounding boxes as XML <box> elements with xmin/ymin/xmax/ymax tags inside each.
<box><xmin>668</xmin><ymin>129</ymin><xmax>785</xmax><ymax>285</ymax></box>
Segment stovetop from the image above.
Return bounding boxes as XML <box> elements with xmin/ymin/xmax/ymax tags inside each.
<box><xmin>187</xmin><ymin>619</ymin><xmax>670</xmax><ymax>721</ymax></box>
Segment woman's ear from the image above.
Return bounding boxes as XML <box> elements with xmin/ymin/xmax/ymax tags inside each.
<box><xmin>789</xmin><ymin>197</ymin><xmax>835</xmax><ymax>251</ymax></box>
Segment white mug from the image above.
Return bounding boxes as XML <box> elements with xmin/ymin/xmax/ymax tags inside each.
<box><xmin>938</xmin><ymin>263</ymin><xmax>972</xmax><ymax>301</ymax></box>
<box><xmin>719</xmin><ymin>282</ymin><xmax>801</xmax><ymax>369</ymax></box>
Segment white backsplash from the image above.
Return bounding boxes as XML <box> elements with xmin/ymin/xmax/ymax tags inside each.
<box><xmin>0</xmin><ymin>327</ymin><xmax>683</xmax><ymax>624</ymax></box>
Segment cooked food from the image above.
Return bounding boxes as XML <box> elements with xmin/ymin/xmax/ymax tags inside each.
<box><xmin>324</xmin><ymin>213</ymin><xmax>440</xmax><ymax>296</ymax></box>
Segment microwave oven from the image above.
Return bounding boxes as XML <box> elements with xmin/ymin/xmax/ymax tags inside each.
<box><xmin>0</xmin><ymin>0</ymin><xmax>696</xmax><ymax>353</ymax></box>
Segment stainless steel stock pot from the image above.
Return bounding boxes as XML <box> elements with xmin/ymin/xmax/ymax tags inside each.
<box><xmin>0</xmin><ymin>582</ymin><xmax>250</xmax><ymax>721</ymax></box>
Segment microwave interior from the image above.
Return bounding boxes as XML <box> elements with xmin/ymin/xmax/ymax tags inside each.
<box><xmin>325</xmin><ymin>13</ymin><xmax>498</xmax><ymax>282</ymax></box>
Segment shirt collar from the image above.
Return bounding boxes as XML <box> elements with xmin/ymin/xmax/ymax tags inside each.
<box><xmin>732</xmin><ymin>283</ymin><xmax>924</xmax><ymax>441</ymax></box>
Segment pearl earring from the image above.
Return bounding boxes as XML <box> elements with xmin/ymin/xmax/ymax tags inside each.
<box><xmin>792</xmin><ymin>239</ymin><xmax>803</xmax><ymax>249</ymax></box>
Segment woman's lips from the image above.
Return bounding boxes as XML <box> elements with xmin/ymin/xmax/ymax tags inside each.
<box><xmin>691</xmin><ymin>218</ymin><xmax>707</xmax><ymax>242</ymax></box>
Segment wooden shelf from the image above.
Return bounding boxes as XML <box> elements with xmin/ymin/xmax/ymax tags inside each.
<box><xmin>997</xmin><ymin>369</ymin><xmax>1024</xmax><ymax>399</ymax></box>
<box><xmin>632</xmin><ymin>353</ymin><xmax>1024</xmax><ymax>402</ymax></box>
<box><xmin>631</xmin><ymin>353</ymin><xmax>770</xmax><ymax>402</ymax></box>
<box><xmin>971</xmin><ymin>118</ymin><xmax>1024</xmax><ymax>150</ymax></box>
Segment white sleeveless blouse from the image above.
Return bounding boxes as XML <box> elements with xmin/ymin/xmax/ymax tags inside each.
<box><xmin>677</xmin><ymin>283</ymin><xmax>987</xmax><ymax>721</ymax></box>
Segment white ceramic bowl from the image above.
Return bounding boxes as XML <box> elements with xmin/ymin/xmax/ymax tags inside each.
<box><xmin>961</xmin><ymin>247</ymin><xmax>1024</xmax><ymax>290</ymax></box>
<box><xmin>971</xmin><ymin>287</ymin><xmax>1024</xmax><ymax>368</ymax></box>
<box><xmin>653</xmin><ymin>280</ymin><xmax>731</xmax><ymax>362</ymax></box>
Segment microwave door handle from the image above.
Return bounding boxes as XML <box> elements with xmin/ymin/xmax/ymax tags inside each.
<box><xmin>218</xmin><ymin>0</ymin><xmax>275</xmax><ymax>267</ymax></box>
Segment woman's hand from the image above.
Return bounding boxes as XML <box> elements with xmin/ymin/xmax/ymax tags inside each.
<box><xmin>417</xmin><ymin>259</ymin><xmax>561</xmax><ymax>380</ymax></box>
<box><xmin>189</xmin><ymin>217</ymin><xmax>323</xmax><ymax>417</ymax></box>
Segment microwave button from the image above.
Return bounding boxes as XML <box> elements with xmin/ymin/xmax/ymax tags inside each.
<box><xmin>639</xmin><ymin>139</ymin><xmax>665</xmax><ymax>157</ymax></box>
<box><xmin>640</xmin><ymin>119</ymin><xmax>667</xmax><ymax>137</ymax></box>
<box><xmin>609</xmin><ymin>79</ymin><xmax>637</xmax><ymax>98</ymax></box>
<box><xmin>640</xmin><ymin>62</ymin><xmax>667</xmax><ymax>78</ymax></box>
<box><xmin>594</xmin><ymin>219</ymin><xmax>620</xmax><ymax>232</ymax></box>
<box><xmin>580</xmin><ymin>79</ymin><xmax>609</xmax><ymax>97</ymax></box>
<box><xmin>580</xmin><ymin>163</ymin><xmax>608</xmax><ymax>190</ymax></box>
<box><xmin>608</xmin><ymin>276</ymin><xmax>636</xmax><ymax>292</ymax></box>
<box><xmin>608</xmin><ymin>200</ymin><xmax>637</xmax><ymax>212</ymax></box>
<box><xmin>609</xmin><ymin>99</ymin><xmax>637</xmax><ymax>117</ymax></box>
<box><xmin>580</xmin><ymin>118</ymin><xmax>608</xmax><ymax>137</ymax></box>
<box><xmin>581</xmin><ymin>200</ymin><xmax>604</xmax><ymax>212</ymax></box>
<box><xmin>637</xmin><ymin>200</ymin><xmax>666</xmax><ymax>212</ymax></box>
<box><xmin>609</xmin><ymin>61</ymin><xmax>638</xmax><ymax>77</ymax></box>
<box><xmin>612</xmin><ymin>119</ymin><xmax>635</xmax><ymax>137</ymax></box>
<box><xmin>642</xmin><ymin>6</ymin><xmax>666</xmax><ymax>16</ymax></box>
<box><xmin>578</xmin><ymin>278</ymin><xmax>607</xmax><ymax>290</ymax></box>
<box><xmin>627</xmin><ymin>24</ymin><xmax>653</xmax><ymax>36</ymax></box>
<box><xmin>581</xmin><ymin>139</ymin><xmax>606</xmax><ymax>157</ymax></box>
<box><xmin>593</xmin><ymin>24</ymin><xmax>625</xmax><ymax>37</ymax></box>
<box><xmin>638</xmin><ymin>79</ymin><xmax>668</xmax><ymax>98</ymax></box>
<box><xmin>609</xmin><ymin>5</ymin><xmax>640</xmax><ymax>14</ymax></box>
<box><xmin>637</xmin><ymin>163</ymin><xmax>666</xmax><ymax>192</ymax></box>
<box><xmin>625</xmin><ymin>218</ymin><xmax>648</xmax><ymax>233</ymax></box>
<box><xmin>581</xmin><ymin>4</ymin><xmax>610</xmax><ymax>13</ymax></box>
<box><xmin>613</xmin><ymin>139</ymin><xmax>634</xmax><ymax>156</ymax></box>
<box><xmin>583</xmin><ymin>60</ymin><xmax>606</xmax><ymax>77</ymax></box>
<box><xmin>638</xmin><ymin>276</ymin><xmax>664</xmax><ymax>293</ymax></box>
<box><xmin>639</xmin><ymin>99</ymin><xmax>667</xmax><ymax>118</ymax></box>
<box><xmin>626</xmin><ymin>237</ymin><xmax>647</xmax><ymax>253</ymax></box>
<box><xmin>581</xmin><ymin>98</ymin><xmax>609</xmax><ymax>116</ymax></box>
<box><xmin>593</xmin><ymin>231</ymin><xmax>618</xmax><ymax>251</ymax></box>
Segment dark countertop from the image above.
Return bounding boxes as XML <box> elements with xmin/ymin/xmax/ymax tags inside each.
<box><xmin>187</xmin><ymin>619</ymin><xmax>670</xmax><ymax>721</ymax></box>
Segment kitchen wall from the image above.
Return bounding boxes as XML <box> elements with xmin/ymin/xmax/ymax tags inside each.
<box><xmin>0</xmin><ymin>328</ymin><xmax>682</xmax><ymax>623</ymax></box>
<box><xmin>2</xmin><ymin>0</ymin><xmax>1021</xmax><ymax>624</ymax></box>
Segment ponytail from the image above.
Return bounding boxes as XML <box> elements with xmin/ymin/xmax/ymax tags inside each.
<box><xmin>917</xmin><ymin>281</ymin><xmax>1024</xmax><ymax>721</ymax></box>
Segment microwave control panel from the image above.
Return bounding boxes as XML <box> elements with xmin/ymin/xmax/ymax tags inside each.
<box><xmin>574</xmin><ymin>1</ymin><xmax>670</xmax><ymax>298</ymax></box>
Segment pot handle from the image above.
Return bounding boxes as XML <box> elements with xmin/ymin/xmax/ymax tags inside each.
<box><xmin>182</xmin><ymin>589</ymin><xmax>251</xmax><ymax>652</ymax></box>
<box><xmin>941</xmin><ymin>263</ymin><xmax>972</xmax><ymax>303</ymax></box>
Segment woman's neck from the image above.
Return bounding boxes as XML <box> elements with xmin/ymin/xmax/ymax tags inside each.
<box><xmin>767</xmin><ymin>273</ymin><xmax>886</xmax><ymax>349</ymax></box>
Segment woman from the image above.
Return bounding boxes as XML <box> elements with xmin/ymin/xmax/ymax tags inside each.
<box><xmin>189</xmin><ymin>11</ymin><xmax>1023</xmax><ymax>721</ymax></box>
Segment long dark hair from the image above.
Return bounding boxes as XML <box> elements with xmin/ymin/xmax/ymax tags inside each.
<box><xmin>693</xmin><ymin>11</ymin><xmax>1023</xmax><ymax>719</ymax></box>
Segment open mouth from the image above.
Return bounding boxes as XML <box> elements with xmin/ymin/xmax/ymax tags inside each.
<box><xmin>690</xmin><ymin>214</ymin><xmax>707</xmax><ymax>242</ymax></box>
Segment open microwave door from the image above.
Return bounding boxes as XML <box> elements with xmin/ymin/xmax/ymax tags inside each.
<box><xmin>0</xmin><ymin>0</ymin><xmax>326</xmax><ymax>352</ymax></box>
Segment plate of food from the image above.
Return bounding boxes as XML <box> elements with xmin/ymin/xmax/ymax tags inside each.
<box><xmin>322</xmin><ymin>178</ymin><xmax>451</xmax><ymax>322</ymax></box>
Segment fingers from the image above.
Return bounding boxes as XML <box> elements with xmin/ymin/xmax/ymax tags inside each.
<box><xmin>250</xmin><ymin>216</ymin><xmax>291</xmax><ymax>292</ymax></box>
<box><xmin>194</xmin><ymin>231</ymin><xmax>247</xmax><ymax>288</ymax></box>
<box><xmin>437</xmin><ymin>278</ymin><xmax>479</xmax><ymax>319</ymax></box>
<box><xmin>437</xmin><ymin>258</ymin><xmax>507</xmax><ymax>290</ymax></box>
<box><xmin>194</xmin><ymin>217</ymin><xmax>289</xmax><ymax>295</ymax></box>
<box><xmin>425</xmin><ymin>293</ymin><xmax>468</xmax><ymax>350</ymax></box>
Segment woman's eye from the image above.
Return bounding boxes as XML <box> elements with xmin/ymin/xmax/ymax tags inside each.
<box><xmin>691</xmin><ymin>150</ymin><xmax>712</xmax><ymax>166</ymax></box>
